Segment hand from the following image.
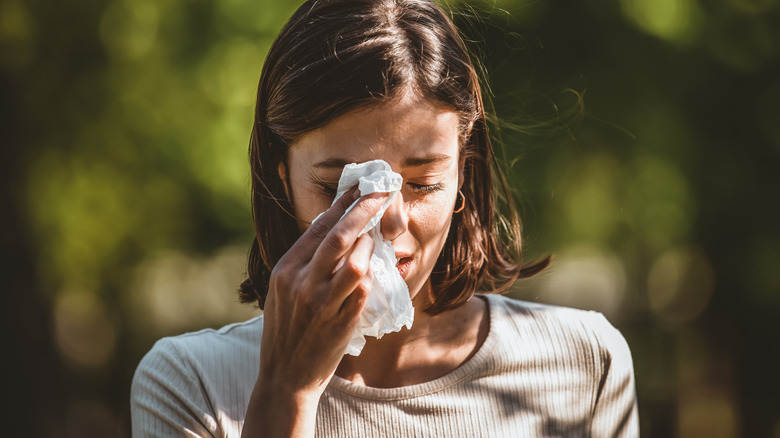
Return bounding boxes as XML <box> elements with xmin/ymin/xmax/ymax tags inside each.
<box><xmin>242</xmin><ymin>189</ymin><xmax>388</xmax><ymax>437</ymax></box>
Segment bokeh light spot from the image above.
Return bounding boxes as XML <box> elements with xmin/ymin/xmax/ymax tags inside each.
<box><xmin>536</xmin><ymin>246</ymin><xmax>627</xmax><ymax>317</ymax></box>
<box><xmin>54</xmin><ymin>290</ymin><xmax>116</xmax><ymax>368</ymax></box>
<box><xmin>197</xmin><ymin>38</ymin><xmax>264</xmax><ymax>108</ymax></box>
<box><xmin>627</xmin><ymin>155</ymin><xmax>695</xmax><ymax>251</ymax></box>
<box><xmin>620</xmin><ymin>0</ymin><xmax>701</xmax><ymax>43</ymax></box>
<box><xmin>27</xmin><ymin>150</ymin><xmax>137</xmax><ymax>291</ymax></box>
<box><xmin>128</xmin><ymin>245</ymin><xmax>258</xmax><ymax>333</ymax></box>
<box><xmin>0</xmin><ymin>0</ymin><xmax>35</xmax><ymax>68</ymax></box>
<box><xmin>678</xmin><ymin>385</ymin><xmax>738</xmax><ymax>438</ymax></box>
<box><xmin>555</xmin><ymin>154</ymin><xmax>623</xmax><ymax>243</ymax></box>
<box><xmin>648</xmin><ymin>246</ymin><xmax>714</xmax><ymax>324</ymax></box>
<box><xmin>99</xmin><ymin>0</ymin><xmax>159</xmax><ymax>60</ymax></box>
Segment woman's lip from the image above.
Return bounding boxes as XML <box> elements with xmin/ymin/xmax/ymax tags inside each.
<box><xmin>395</xmin><ymin>257</ymin><xmax>413</xmax><ymax>279</ymax></box>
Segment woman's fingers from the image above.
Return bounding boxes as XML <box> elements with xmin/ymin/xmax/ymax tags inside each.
<box><xmin>283</xmin><ymin>187</ymin><xmax>359</xmax><ymax>265</ymax></box>
<box><xmin>324</xmin><ymin>233</ymin><xmax>374</xmax><ymax>315</ymax></box>
<box><xmin>270</xmin><ymin>189</ymin><xmax>384</xmax><ymax>318</ymax></box>
<box><xmin>339</xmin><ymin>278</ymin><xmax>370</xmax><ymax>323</ymax></box>
<box><xmin>308</xmin><ymin>192</ymin><xmax>387</xmax><ymax>277</ymax></box>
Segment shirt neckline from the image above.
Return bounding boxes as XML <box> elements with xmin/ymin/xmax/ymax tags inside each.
<box><xmin>327</xmin><ymin>294</ymin><xmax>502</xmax><ymax>401</ymax></box>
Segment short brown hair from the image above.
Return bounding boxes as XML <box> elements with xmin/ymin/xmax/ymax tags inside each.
<box><xmin>239</xmin><ymin>0</ymin><xmax>548</xmax><ymax>314</ymax></box>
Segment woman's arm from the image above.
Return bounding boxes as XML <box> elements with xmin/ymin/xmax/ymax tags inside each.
<box><xmin>241</xmin><ymin>189</ymin><xmax>387</xmax><ymax>438</ymax></box>
<box><xmin>590</xmin><ymin>314</ymin><xmax>640</xmax><ymax>437</ymax></box>
<box><xmin>131</xmin><ymin>338</ymin><xmax>219</xmax><ymax>437</ymax></box>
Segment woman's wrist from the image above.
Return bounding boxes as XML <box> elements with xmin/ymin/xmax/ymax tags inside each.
<box><xmin>258</xmin><ymin>376</ymin><xmax>322</xmax><ymax>408</ymax></box>
<box><xmin>242</xmin><ymin>377</ymin><xmax>322</xmax><ymax>438</ymax></box>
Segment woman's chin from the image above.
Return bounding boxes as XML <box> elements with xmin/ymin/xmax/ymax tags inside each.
<box><xmin>406</xmin><ymin>279</ymin><xmax>435</xmax><ymax>308</ymax></box>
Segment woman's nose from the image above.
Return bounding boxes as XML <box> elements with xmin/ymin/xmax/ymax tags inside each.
<box><xmin>380</xmin><ymin>192</ymin><xmax>408</xmax><ymax>242</ymax></box>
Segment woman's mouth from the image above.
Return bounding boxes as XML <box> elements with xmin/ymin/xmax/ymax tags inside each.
<box><xmin>395</xmin><ymin>257</ymin><xmax>413</xmax><ymax>279</ymax></box>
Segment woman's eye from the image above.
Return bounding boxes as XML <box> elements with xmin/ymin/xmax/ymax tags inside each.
<box><xmin>407</xmin><ymin>182</ymin><xmax>444</xmax><ymax>195</ymax></box>
<box><xmin>318</xmin><ymin>183</ymin><xmax>338</xmax><ymax>197</ymax></box>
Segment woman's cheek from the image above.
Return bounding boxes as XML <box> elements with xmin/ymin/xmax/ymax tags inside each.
<box><xmin>411</xmin><ymin>196</ymin><xmax>454</xmax><ymax>238</ymax></box>
<box><xmin>293</xmin><ymin>185</ymin><xmax>335</xmax><ymax>232</ymax></box>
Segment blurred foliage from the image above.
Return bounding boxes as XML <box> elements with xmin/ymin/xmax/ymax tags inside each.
<box><xmin>2</xmin><ymin>0</ymin><xmax>779</xmax><ymax>436</ymax></box>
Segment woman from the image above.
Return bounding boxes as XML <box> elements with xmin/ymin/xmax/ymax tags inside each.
<box><xmin>131</xmin><ymin>0</ymin><xmax>639</xmax><ymax>436</ymax></box>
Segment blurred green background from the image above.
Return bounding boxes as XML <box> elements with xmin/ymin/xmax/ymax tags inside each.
<box><xmin>2</xmin><ymin>0</ymin><xmax>779</xmax><ymax>436</ymax></box>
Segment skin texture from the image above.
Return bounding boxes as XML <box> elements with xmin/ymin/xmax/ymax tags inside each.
<box><xmin>242</xmin><ymin>94</ymin><xmax>489</xmax><ymax>437</ymax></box>
<box><xmin>285</xmin><ymin>93</ymin><xmax>463</xmax><ymax>308</ymax></box>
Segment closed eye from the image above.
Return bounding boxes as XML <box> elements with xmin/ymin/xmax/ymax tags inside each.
<box><xmin>407</xmin><ymin>182</ymin><xmax>444</xmax><ymax>195</ymax></box>
<box><xmin>318</xmin><ymin>183</ymin><xmax>338</xmax><ymax>197</ymax></box>
<box><xmin>318</xmin><ymin>181</ymin><xmax>443</xmax><ymax>197</ymax></box>
<box><xmin>309</xmin><ymin>170</ymin><xmax>340</xmax><ymax>198</ymax></box>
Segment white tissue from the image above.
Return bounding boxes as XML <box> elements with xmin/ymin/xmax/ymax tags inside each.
<box><xmin>327</xmin><ymin>159</ymin><xmax>414</xmax><ymax>356</ymax></box>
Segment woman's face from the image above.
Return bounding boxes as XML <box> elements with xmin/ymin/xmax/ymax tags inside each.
<box><xmin>282</xmin><ymin>94</ymin><xmax>463</xmax><ymax>306</ymax></box>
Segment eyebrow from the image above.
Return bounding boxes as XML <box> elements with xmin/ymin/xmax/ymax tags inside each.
<box><xmin>313</xmin><ymin>154</ymin><xmax>452</xmax><ymax>169</ymax></box>
<box><xmin>313</xmin><ymin>158</ymin><xmax>352</xmax><ymax>169</ymax></box>
<box><xmin>404</xmin><ymin>154</ymin><xmax>452</xmax><ymax>167</ymax></box>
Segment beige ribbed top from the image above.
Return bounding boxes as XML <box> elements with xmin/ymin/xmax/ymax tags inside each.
<box><xmin>131</xmin><ymin>294</ymin><xmax>639</xmax><ymax>437</ymax></box>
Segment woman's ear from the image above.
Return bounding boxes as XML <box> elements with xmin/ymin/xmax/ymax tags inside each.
<box><xmin>277</xmin><ymin>161</ymin><xmax>291</xmax><ymax>201</ymax></box>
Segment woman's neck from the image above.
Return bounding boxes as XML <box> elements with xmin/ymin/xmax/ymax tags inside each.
<box><xmin>334</xmin><ymin>295</ymin><xmax>488</xmax><ymax>388</ymax></box>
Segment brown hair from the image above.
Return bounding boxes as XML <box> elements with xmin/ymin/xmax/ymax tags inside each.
<box><xmin>239</xmin><ymin>0</ymin><xmax>549</xmax><ymax>314</ymax></box>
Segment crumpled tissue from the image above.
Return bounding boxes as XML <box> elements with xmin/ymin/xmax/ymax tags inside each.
<box><xmin>321</xmin><ymin>159</ymin><xmax>415</xmax><ymax>356</ymax></box>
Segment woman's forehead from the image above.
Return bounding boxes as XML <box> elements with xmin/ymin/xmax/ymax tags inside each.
<box><xmin>290</xmin><ymin>97</ymin><xmax>460</xmax><ymax>167</ymax></box>
<box><xmin>309</xmin><ymin>153</ymin><xmax>454</xmax><ymax>172</ymax></box>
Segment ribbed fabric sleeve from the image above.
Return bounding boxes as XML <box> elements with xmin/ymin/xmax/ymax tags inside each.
<box><xmin>131</xmin><ymin>318</ymin><xmax>262</xmax><ymax>437</ymax></box>
<box><xmin>131</xmin><ymin>295</ymin><xmax>639</xmax><ymax>437</ymax></box>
